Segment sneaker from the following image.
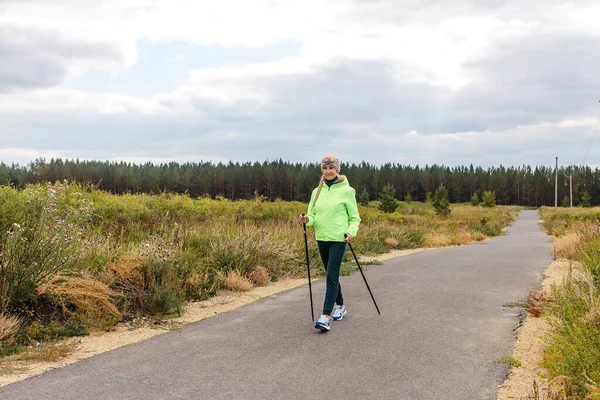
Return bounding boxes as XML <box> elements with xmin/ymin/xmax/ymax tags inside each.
<box><xmin>315</xmin><ymin>315</ymin><xmax>331</xmax><ymax>331</ymax></box>
<box><xmin>332</xmin><ymin>304</ymin><xmax>347</xmax><ymax>321</ymax></box>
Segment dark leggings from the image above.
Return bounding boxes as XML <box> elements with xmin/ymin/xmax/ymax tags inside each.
<box><xmin>317</xmin><ymin>240</ymin><xmax>346</xmax><ymax>315</ymax></box>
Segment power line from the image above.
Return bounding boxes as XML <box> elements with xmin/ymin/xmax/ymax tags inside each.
<box><xmin>582</xmin><ymin>101</ymin><xmax>600</xmax><ymax>165</ymax></box>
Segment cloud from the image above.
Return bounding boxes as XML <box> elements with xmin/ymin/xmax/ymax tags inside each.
<box><xmin>0</xmin><ymin>24</ymin><xmax>132</xmax><ymax>92</ymax></box>
<box><xmin>0</xmin><ymin>0</ymin><xmax>599</xmax><ymax>168</ymax></box>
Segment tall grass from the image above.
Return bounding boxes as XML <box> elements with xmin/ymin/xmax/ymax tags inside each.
<box><xmin>539</xmin><ymin>207</ymin><xmax>600</xmax><ymax>398</ymax></box>
<box><xmin>0</xmin><ymin>183</ymin><xmax>520</xmax><ymax>358</ymax></box>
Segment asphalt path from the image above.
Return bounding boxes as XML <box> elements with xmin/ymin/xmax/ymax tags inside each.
<box><xmin>0</xmin><ymin>210</ymin><xmax>552</xmax><ymax>400</ymax></box>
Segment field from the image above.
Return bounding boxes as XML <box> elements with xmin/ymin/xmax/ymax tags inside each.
<box><xmin>0</xmin><ymin>182</ymin><xmax>519</xmax><ymax>359</ymax></box>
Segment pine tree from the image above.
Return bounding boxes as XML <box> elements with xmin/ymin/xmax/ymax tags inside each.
<box><xmin>471</xmin><ymin>192</ymin><xmax>480</xmax><ymax>206</ymax></box>
<box><xmin>358</xmin><ymin>187</ymin><xmax>370</xmax><ymax>206</ymax></box>
<box><xmin>580</xmin><ymin>191</ymin><xmax>592</xmax><ymax>208</ymax></box>
<box><xmin>432</xmin><ymin>184</ymin><xmax>451</xmax><ymax>217</ymax></box>
<box><xmin>481</xmin><ymin>190</ymin><xmax>496</xmax><ymax>208</ymax></box>
<box><xmin>378</xmin><ymin>183</ymin><xmax>398</xmax><ymax>213</ymax></box>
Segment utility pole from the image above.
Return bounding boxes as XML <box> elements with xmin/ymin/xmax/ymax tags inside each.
<box><xmin>555</xmin><ymin>156</ymin><xmax>558</xmax><ymax>209</ymax></box>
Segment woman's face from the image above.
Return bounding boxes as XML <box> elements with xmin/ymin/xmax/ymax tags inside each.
<box><xmin>322</xmin><ymin>164</ymin><xmax>338</xmax><ymax>180</ymax></box>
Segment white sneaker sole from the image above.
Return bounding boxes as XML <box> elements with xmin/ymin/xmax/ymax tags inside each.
<box><xmin>315</xmin><ymin>322</ymin><xmax>330</xmax><ymax>331</ymax></box>
<box><xmin>332</xmin><ymin>309</ymin><xmax>347</xmax><ymax>321</ymax></box>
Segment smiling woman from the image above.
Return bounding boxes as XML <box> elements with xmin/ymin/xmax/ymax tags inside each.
<box><xmin>299</xmin><ymin>155</ymin><xmax>361</xmax><ymax>332</ymax></box>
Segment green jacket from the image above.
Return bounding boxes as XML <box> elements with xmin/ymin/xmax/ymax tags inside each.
<box><xmin>306</xmin><ymin>175</ymin><xmax>361</xmax><ymax>242</ymax></box>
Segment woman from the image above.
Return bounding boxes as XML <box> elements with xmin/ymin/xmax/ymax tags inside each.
<box><xmin>299</xmin><ymin>156</ymin><xmax>361</xmax><ymax>332</ymax></box>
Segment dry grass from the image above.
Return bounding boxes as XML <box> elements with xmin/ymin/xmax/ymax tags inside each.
<box><xmin>186</xmin><ymin>272</ymin><xmax>210</xmax><ymax>293</ymax></box>
<box><xmin>384</xmin><ymin>237</ymin><xmax>400</xmax><ymax>249</ymax></box>
<box><xmin>528</xmin><ymin>289</ymin><xmax>554</xmax><ymax>317</ymax></box>
<box><xmin>0</xmin><ymin>312</ymin><xmax>23</xmax><ymax>341</ymax></box>
<box><xmin>110</xmin><ymin>254</ymin><xmax>144</xmax><ymax>283</ymax></box>
<box><xmin>422</xmin><ymin>232</ymin><xmax>452</xmax><ymax>247</ymax></box>
<box><xmin>471</xmin><ymin>231</ymin><xmax>488</xmax><ymax>241</ymax></box>
<box><xmin>451</xmin><ymin>227</ymin><xmax>473</xmax><ymax>245</ymax></box>
<box><xmin>224</xmin><ymin>270</ymin><xmax>254</xmax><ymax>292</ymax></box>
<box><xmin>37</xmin><ymin>273</ymin><xmax>121</xmax><ymax>328</ymax></box>
<box><xmin>14</xmin><ymin>341</ymin><xmax>79</xmax><ymax>363</ymax></box>
<box><xmin>248</xmin><ymin>266</ymin><xmax>270</xmax><ymax>286</ymax></box>
<box><xmin>107</xmin><ymin>254</ymin><xmax>145</xmax><ymax>302</ymax></box>
<box><xmin>552</xmin><ymin>233</ymin><xmax>581</xmax><ymax>260</ymax></box>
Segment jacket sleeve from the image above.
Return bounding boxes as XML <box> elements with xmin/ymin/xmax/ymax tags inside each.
<box><xmin>305</xmin><ymin>188</ymin><xmax>317</xmax><ymax>227</ymax></box>
<box><xmin>345</xmin><ymin>188</ymin><xmax>361</xmax><ymax>237</ymax></box>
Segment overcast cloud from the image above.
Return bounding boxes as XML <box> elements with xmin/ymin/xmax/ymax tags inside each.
<box><xmin>0</xmin><ymin>0</ymin><xmax>599</xmax><ymax>168</ymax></box>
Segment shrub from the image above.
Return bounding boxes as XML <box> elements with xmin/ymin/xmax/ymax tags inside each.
<box><xmin>37</xmin><ymin>272</ymin><xmax>121</xmax><ymax>329</ymax></box>
<box><xmin>109</xmin><ymin>241</ymin><xmax>188</xmax><ymax>316</ymax></box>
<box><xmin>384</xmin><ymin>237</ymin><xmax>400</xmax><ymax>249</ymax></box>
<box><xmin>248</xmin><ymin>265</ymin><xmax>270</xmax><ymax>286</ymax></box>
<box><xmin>0</xmin><ymin>312</ymin><xmax>23</xmax><ymax>341</ymax></box>
<box><xmin>25</xmin><ymin>320</ymin><xmax>88</xmax><ymax>342</ymax></box>
<box><xmin>0</xmin><ymin>182</ymin><xmax>92</xmax><ymax>308</ymax></box>
<box><xmin>471</xmin><ymin>193</ymin><xmax>479</xmax><ymax>206</ymax></box>
<box><xmin>224</xmin><ymin>270</ymin><xmax>253</xmax><ymax>292</ymax></box>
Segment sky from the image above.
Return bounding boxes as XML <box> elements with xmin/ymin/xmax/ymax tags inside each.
<box><xmin>1</xmin><ymin>0</ymin><xmax>599</xmax><ymax>169</ymax></box>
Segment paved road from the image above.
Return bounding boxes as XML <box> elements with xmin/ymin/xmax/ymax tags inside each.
<box><xmin>0</xmin><ymin>210</ymin><xmax>551</xmax><ymax>400</ymax></box>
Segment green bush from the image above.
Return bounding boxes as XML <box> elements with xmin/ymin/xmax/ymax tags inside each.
<box><xmin>0</xmin><ymin>182</ymin><xmax>91</xmax><ymax>308</ymax></box>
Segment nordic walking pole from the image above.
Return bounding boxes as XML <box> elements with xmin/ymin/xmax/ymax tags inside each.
<box><xmin>345</xmin><ymin>234</ymin><xmax>381</xmax><ymax>315</ymax></box>
<box><xmin>301</xmin><ymin>214</ymin><xmax>315</xmax><ymax>322</ymax></box>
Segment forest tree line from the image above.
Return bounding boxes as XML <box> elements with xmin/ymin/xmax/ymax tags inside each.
<box><xmin>0</xmin><ymin>158</ymin><xmax>598</xmax><ymax>206</ymax></box>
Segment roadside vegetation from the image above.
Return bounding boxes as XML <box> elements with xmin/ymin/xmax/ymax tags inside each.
<box><xmin>1</xmin><ymin>181</ymin><xmax>519</xmax><ymax>361</ymax></box>
<box><xmin>537</xmin><ymin>207</ymin><xmax>600</xmax><ymax>399</ymax></box>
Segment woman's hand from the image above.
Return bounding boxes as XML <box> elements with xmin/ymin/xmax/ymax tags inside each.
<box><xmin>299</xmin><ymin>214</ymin><xmax>308</xmax><ymax>224</ymax></box>
<box><xmin>344</xmin><ymin>234</ymin><xmax>352</xmax><ymax>243</ymax></box>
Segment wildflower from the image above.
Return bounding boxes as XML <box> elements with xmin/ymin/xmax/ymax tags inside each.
<box><xmin>13</xmin><ymin>223</ymin><xmax>21</xmax><ymax>228</ymax></box>
<box><xmin>6</xmin><ymin>231</ymin><xmax>12</xmax><ymax>235</ymax></box>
